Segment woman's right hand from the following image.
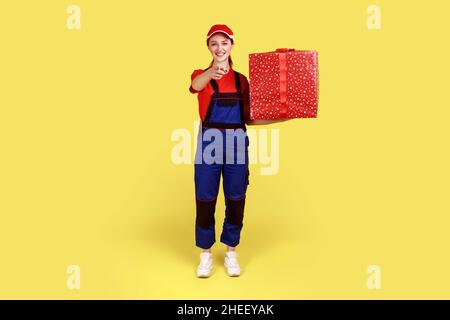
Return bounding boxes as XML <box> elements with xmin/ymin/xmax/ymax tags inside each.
<box><xmin>208</xmin><ymin>65</ymin><xmax>228</xmax><ymax>80</ymax></box>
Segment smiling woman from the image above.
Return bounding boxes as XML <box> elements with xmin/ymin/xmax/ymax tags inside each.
<box><xmin>206</xmin><ymin>29</ymin><xmax>234</xmax><ymax>71</ymax></box>
<box><xmin>189</xmin><ymin>24</ymin><xmax>249</xmax><ymax>279</ymax></box>
<box><xmin>188</xmin><ymin>24</ymin><xmax>290</xmax><ymax>279</ymax></box>
<box><xmin>191</xmin><ymin>26</ymin><xmax>235</xmax><ymax>92</ymax></box>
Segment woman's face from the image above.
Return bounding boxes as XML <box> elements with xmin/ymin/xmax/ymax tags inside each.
<box><xmin>207</xmin><ymin>33</ymin><xmax>233</xmax><ymax>64</ymax></box>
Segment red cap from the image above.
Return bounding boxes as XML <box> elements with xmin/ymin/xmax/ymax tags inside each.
<box><xmin>206</xmin><ymin>24</ymin><xmax>234</xmax><ymax>41</ymax></box>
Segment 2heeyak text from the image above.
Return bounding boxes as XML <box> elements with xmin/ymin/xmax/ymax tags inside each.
<box><xmin>177</xmin><ymin>304</ymin><xmax>274</xmax><ymax>317</ymax></box>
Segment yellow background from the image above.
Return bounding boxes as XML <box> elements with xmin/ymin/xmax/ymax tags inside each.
<box><xmin>1</xmin><ymin>0</ymin><xmax>449</xmax><ymax>299</ymax></box>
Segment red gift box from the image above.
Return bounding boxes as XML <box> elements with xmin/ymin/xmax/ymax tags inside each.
<box><xmin>249</xmin><ymin>48</ymin><xmax>319</xmax><ymax>120</ymax></box>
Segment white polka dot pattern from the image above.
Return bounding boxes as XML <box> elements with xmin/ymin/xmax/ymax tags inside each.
<box><xmin>249</xmin><ymin>50</ymin><xmax>319</xmax><ymax>120</ymax></box>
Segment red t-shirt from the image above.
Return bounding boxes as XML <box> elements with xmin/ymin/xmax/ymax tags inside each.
<box><xmin>189</xmin><ymin>67</ymin><xmax>250</xmax><ymax>122</ymax></box>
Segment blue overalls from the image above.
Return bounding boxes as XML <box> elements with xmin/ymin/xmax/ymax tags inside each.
<box><xmin>194</xmin><ymin>70</ymin><xmax>250</xmax><ymax>249</ymax></box>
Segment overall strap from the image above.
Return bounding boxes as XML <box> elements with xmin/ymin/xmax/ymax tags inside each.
<box><xmin>210</xmin><ymin>79</ymin><xmax>219</xmax><ymax>93</ymax></box>
<box><xmin>233</xmin><ymin>71</ymin><xmax>242</xmax><ymax>93</ymax></box>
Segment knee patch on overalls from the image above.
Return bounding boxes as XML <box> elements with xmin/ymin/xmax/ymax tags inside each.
<box><xmin>196</xmin><ymin>198</ymin><xmax>217</xmax><ymax>228</ymax></box>
<box><xmin>225</xmin><ymin>196</ymin><xmax>245</xmax><ymax>226</ymax></box>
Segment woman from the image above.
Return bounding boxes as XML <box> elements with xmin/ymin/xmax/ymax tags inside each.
<box><xmin>189</xmin><ymin>24</ymin><xmax>288</xmax><ymax>278</ymax></box>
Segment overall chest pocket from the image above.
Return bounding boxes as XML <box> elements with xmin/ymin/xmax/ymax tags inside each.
<box><xmin>213</xmin><ymin>92</ymin><xmax>243</xmax><ymax>107</ymax></box>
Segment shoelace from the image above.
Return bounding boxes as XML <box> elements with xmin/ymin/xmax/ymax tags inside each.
<box><xmin>226</xmin><ymin>256</ymin><xmax>239</xmax><ymax>267</ymax></box>
<box><xmin>199</xmin><ymin>257</ymin><xmax>212</xmax><ymax>267</ymax></box>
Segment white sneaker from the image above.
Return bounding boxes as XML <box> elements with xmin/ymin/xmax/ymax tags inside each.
<box><xmin>224</xmin><ymin>251</ymin><xmax>241</xmax><ymax>277</ymax></box>
<box><xmin>196</xmin><ymin>252</ymin><xmax>213</xmax><ymax>278</ymax></box>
